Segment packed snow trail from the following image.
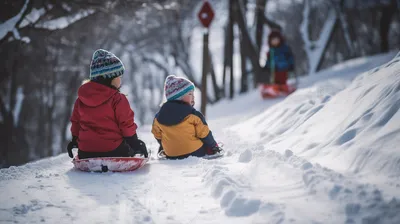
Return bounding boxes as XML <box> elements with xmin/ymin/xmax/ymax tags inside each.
<box><xmin>0</xmin><ymin>150</ymin><xmax>234</xmax><ymax>224</ymax></box>
<box><xmin>1</xmin><ymin>52</ymin><xmax>400</xmax><ymax>224</ymax></box>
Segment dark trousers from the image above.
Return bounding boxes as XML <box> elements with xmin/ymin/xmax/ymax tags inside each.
<box><xmin>166</xmin><ymin>144</ymin><xmax>213</xmax><ymax>160</ymax></box>
<box><xmin>78</xmin><ymin>141</ymin><xmax>134</xmax><ymax>159</ymax></box>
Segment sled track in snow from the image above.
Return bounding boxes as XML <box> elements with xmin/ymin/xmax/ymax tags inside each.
<box><xmin>201</xmin><ymin>138</ymin><xmax>400</xmax><ymax>223</ymax></box>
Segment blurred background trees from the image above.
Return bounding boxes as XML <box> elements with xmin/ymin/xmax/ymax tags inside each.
<box><xmin>1</xmin><ymin>0</ymin><xmax>399</xmax><ymax>167</ymax></box>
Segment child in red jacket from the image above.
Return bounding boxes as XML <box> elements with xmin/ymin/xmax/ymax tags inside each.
<box><xmin>66</xmin><ymin>49</ymin><xmax>148</xmax><ymax>159</ymax></box>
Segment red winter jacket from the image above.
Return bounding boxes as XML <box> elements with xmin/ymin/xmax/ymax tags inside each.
<box><xmin>70</xmin><ymin>81</ymin><xmax>137</xmax><ymax>152</ymax></box>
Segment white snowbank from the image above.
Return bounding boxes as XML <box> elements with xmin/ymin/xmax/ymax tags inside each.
<box><xmin>207</xmin><ymin>51</ymin><xmax>400</xmax><ymax>223</ymax></box>
<box><xmin>233</xmin><ymin>52</ymin><xmax>400</xmax><ymax>177</ymax></box>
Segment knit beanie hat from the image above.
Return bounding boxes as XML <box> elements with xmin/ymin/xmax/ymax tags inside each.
<box><xmin>89</xmin><ymin>49</ymin><xmax>125</xmax><ymax>80</ymax></box>
<box><xmin>164</xmin><ymin>75</ymin><xmax>195</xmax><ymax>101</ymax></box>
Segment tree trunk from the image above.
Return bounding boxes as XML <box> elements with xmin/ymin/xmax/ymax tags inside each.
<box><xmin>6</xmin><ymin>53</ymin><xmax>20</xmax><ymax>165</ymax></box>
<box><xmin>239</xmin><ymin>32</ymin><xmax>248</xmax><ymax>93</ymax></box>
<box><xmin>380</xmin><ymin>0</ymin><xmax>397</xmax><ymax>53</ymax></box>
<box><xmin>208</xmin><ymin>51</ymin><xmax>221</xmax><ymax>101</ymax></box>
<box><xmin>222</xmin><ymin>27</ymin><xmax>229</xmax><ymax>98</ymax></box>
<box><xmin>37</xmin><ymin>80</ymin><xmax>46</xmax><ymax>157</ymax></box>
<box><xmin>334</xmin><ymin>0</ymin><xmax>355</xmax><ymax>58</ymax></box>
<box><xmin>227</xmin><ymin>0</ymin><xmax>235</xmax><ymax>99</ymax></box>
<box><xmin>200</xmin><ymin>32</ymin><xmax>209</xmax><ymax>115</ymax></box>
<box><xmin>238</xmin><ymin>0</ymin><xmax>249</xmax><ymax>93</ymax></box>
<box><xmin>255</xmin><ymin>0</ymin><xmax>267</xmax><ymax>55</ymax></box>
<box><xmin>235</xmin><ymin>0</ymin><xmax>264</xmax><ymax>84</ymax></box>
<box><xmin>301</xmin><ymin>0</ymin><xmax>338</xmax><ymax>74</ymax></box>
<box><xmin>47</xmin><ymin>66</ymin><xmax>56</xmax><ymax>157</ymax></box>
<box><xmin>229</xmin><ymin>0</ymin><xmax>236</xmax><ymax>99</ymax></box>
<box><xmin>0</xmin><ymin>96</ymin><xmax>14</xmax><ymax>167</ymax></box>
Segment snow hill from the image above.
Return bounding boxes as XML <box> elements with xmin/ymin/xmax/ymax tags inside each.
<box><xmin>1</xmin><ymin>51</ymin><xmax>400</xmax><ymax>224</ymax></box>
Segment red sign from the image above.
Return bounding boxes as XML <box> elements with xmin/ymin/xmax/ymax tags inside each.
<box><xmin>198</xmin><ymin>1</ymin><xmax>214</xmax><ymax>28</ymax></box>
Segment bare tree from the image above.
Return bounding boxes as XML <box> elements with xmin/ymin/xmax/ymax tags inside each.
<box><xmin>379</xmin><ymin>0</ymin><xmax>398</xmax><ymax>52</ymax></box>
<box><xmin>300</xmin><ymin>0</ymin><xmax>338</xmax><ymax>74</ymax></box>
<box><xmin>0</xmin><ymin>0</ymin><xmax>197</xmax><ymax>167</ymax></box>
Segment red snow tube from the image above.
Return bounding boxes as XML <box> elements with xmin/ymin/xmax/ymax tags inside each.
<box><xmin>72</xmin><ymin>156</ymin><xmax>149</xmax><ymax>172</ymax></box>
<box><xmin>260</xmin><ymin>84</ymin><xmax>296</xmax><ymax>99</ymax></box>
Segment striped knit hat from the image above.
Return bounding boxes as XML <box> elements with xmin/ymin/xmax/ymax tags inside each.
<box><xmin>164</xmin><ymin>75</ymin><xmax>195</xmax><ymax>101</ymax></box>
<box><xmin>89</xmin><ymin>49</ymin><xmax>125</xmax><ymax>80</ymax></box>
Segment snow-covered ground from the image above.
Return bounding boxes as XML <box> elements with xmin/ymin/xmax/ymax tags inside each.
<box><xmin>1</xmin><ymin>51</ymin><xmax>399</xmax><ymax>224</ymax></box>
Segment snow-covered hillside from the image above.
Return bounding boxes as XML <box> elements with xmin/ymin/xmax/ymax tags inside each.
<box><xmin>1</xmin><ymin>51</ymin><xmax>399</xmax><ymax>224</ymax></box>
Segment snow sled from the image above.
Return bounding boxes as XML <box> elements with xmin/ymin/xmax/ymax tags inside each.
<box><xmin>157</xmin><ymin>145</ymin><xmax>225</xmax><ymax>160</ymax></box>
<box><xmin>260</xmin><ymin>83</ymin><xmax>296</xmax><ymax>99</ymax></box>
<box><xmin>72</xmin><ymin>155</ymin><xmax>149</xmax><ymax>172</ymax></box>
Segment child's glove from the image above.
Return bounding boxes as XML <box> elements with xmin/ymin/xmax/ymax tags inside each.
<box><xmin>207</xmin><ymin>144</ymin><xmax>222</xmax><ymax>155</ymax></box>
<box><xmin>67</xmin><ymin>136</ymin><xmax>78</xmax><ymax>158</ymax></box>
<box><xmin>135</xmin><ymin>139</ymin><xmax>149</xmax><ymax>158</ymax></box>
<box><xmin>125</xmin><ymin>134</ymin><xmax>149</xmax><ymax>158</ymax></box>
<box><xmin>212</xmin><ymin>146</ymin><xmax>222</xmax><ymax>153</ymax></box>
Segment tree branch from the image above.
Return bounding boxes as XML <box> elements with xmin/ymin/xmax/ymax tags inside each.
<box><xmin>142</xmin><ymin>56</ymin><xmax>169</xmax><ymax>75</ymax></box>
<box><xmin>263</xmin><ymin>15</ymin><xmax>282</xmax><ymax>31</ymax></box>
<box><xmin>235</xmin><ymin>0</ymin><xmax>264</xmax><ymax>82</ymax></box>
<box><xmin>0</xmin><ymin>0</ymin><xmax>33</xmax><ymax>47</ymax></box>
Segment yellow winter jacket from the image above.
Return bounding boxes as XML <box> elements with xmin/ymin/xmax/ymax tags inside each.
<box><xmin>151</xmin><ymin>101</ymin><xmax>217</xmax><ymax>157</ymax></box>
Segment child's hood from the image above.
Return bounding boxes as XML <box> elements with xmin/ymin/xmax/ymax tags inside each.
<box><xmin>156</xmin><ymin>101</ymin><xmax>194</xmax><ymax>126</ymax></box>
<box><xmin>78</xmin><ymin>81</ymin><xmax>118</xmax><ymax>107</ymax></box>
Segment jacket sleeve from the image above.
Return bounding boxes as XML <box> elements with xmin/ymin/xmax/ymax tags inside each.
<box><xmin>70</xmin><ymin>99</ymin><xmax>80</xmax><ymax>138</ymax></box>
<box><xmin>192</xmin><ymin>111</ymin><xmax>217</xmax><ymax>147</ymax></box>
<box><xmin>151</xmin><ymin>116</ymin><xmax>162</xmax><ymax>140</ymax></box>
<box><xmin>113</xmin><ymin>94</ymin><xmax>137</xmax><ymax>137</ymax></box>
<box><xmin>151</xmin><ymin>121</ymin><xmax>164</xmax><ymax>152</ymax></box>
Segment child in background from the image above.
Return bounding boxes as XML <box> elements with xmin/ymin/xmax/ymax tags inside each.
<box><xmin>151</xmin><ymin>75</ymin><xmax>221</xmax><ymax>159</ymax></box>
<box><xmin>264</xmin><ymin>30</ymin><xmax>295</xmax><ymax>85</ymax></box>
<box><xmin>67</xmin><ymin>49</ymin><xmax>148</xmax><ymax>159</ymax></box>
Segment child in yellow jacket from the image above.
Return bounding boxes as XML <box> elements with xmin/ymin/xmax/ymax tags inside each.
<box><xmin>151</xmin><ymin>75</ymin><xmax>221</xmax><ymax>159</ymax></box>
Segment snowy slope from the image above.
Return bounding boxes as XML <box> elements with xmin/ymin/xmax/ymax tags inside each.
<box><xmin>231</xmin><ymin>51</ymin><xmax>400</xmax><ymax>176</ymax></box>
<box><xmin>1</xmin><ymin>52</ymin><xmax>400</xmax><ymax>224</ymax></box>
